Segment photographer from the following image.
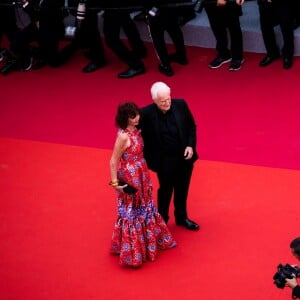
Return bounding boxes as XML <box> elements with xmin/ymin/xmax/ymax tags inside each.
<box><xmin>0</xmin><ymin>0</ymin><xmax>39</xmax><ymax>74</ymax></box>
<box><xmin>146</xmin><ymin>2</ymin><xmax>188</xmax><ymax>77</ymax></box>
<box><xmin>286</xmin><ymin>237</ymin><xmax>300</xmax><ymax>298</ymax></box>
<box><xmin>33</xmin><ymin>0</ymin><xmax>67</xmax><ymax>69</ymax></box>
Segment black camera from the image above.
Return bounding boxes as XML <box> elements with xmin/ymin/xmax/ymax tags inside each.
<box><xmin>273</xmin><ymin>264</ymin><xmax>300</xmax><ymax>289</ymax></box>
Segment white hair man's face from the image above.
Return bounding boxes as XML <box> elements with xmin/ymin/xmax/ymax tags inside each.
<box><xmin>154</xmin><ymin>90</ymin><xmax>171</xmax><ymax>113</ymax></box>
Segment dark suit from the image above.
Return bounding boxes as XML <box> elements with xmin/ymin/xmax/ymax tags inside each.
<box><xmin>204</xmin><ymin>1</ymin><xmax>243</xmax><ymax>60</ymax></box>
<box><xmin>36</xmin><ymin>0</ymin><xmax>66</xmax><ymax>67</ymax></box>
<box><xmin>140</xmin><ymin>99</ymin><xmax>198</xmax><ymax>223</ymax></box>
<box><xmin>258</xmin><ymin>0</ymin><xmax>295</xmax><ymax>59</ymax></box>
<box><xmin>292</xmin><ymin>286</ymin><xmax>300</xmax><ymax>299</ymax></box>
<box><xmin>103</xmin><ymin>9</ymin><xmax>146</xmax><ymax>69</ymax></box>
<box><xmin>147</xmin><ymin>7</ymin><xmax>187</xmax><ymax>67</ymax></box>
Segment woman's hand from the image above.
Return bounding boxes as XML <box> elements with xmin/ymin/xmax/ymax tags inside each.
<box><xmin>115</xmin><ymin>183</ymin><xmax>128</xmax><ymax>191</ymax></box>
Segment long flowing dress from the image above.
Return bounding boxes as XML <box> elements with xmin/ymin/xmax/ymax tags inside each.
<box><xmin>110</xmin><ymin>128</ymin><xmax>176</xmax><ymax>267</ymax></box>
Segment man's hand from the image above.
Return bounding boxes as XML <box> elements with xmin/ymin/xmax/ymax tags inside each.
<box><xmin>217</xmin><ymin>0</ymin><xmax>227</xmax><ymax>6</ymax></box>
<box><xmin>286</xmin><ymin>277</ymin><xmax>298</xmax><ymax>289</ymax></box>
<box><xmin>184</xmin><ymin>146</ymin><xmax>193</xmax><ymax>160</ymax></box>
<box><xmin>236</xmin><ymin>0</ymin><xmax>244</xmax><ymax>5</ymax></box>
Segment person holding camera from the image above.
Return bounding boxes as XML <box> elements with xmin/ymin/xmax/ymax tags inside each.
<box><xmin>102</xmin><ymin>9</ymin><xmax>147</xmax><ymax>79</ymax></box>
<box><xmin>285</xmin><ymin>237</ymin><xmax>300</xmax><ymax>298</ymax></box>
<box><xmin>33</xmin><ymin>0</ymin><xmax>68</xmax><ymax>69</ymax></box>
<box><xmin>109</xmin><ymin>102</ymin><xmax>176</xmax><ymax>267</ymax></box>
<box><xmin>257</xmin><ymin>0</ymin><xmax>296</xmax><ymax>69</ymax></box>
<box><xmin>147</xmin><ymin>4</ymin><xmax>188</xmax><ymax>76</ymax></box>
<box><xmin>204</xmin><ymin>0</ymin><xmax>245</xmax><ymax>71</ymax></box>
<box><xmin>0</xmin><ymin>0</ymin><xmax>39</xmax><ymax>74</ymax></box>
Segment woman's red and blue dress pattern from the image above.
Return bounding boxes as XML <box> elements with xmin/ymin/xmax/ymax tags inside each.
<box><xmin>111</xmin><ymin>128</ymin><xmax>176</xmax><ymax>267</ymax></box>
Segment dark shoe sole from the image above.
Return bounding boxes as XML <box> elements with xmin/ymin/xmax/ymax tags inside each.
<box><xmin>209</xmin><ymin>57</ymin><xmax>232</xmax><ymax>69</ymax></box>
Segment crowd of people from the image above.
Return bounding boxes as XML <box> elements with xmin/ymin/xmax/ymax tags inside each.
<box><xmin>0</xmin><ymin>0</ymin><xmax>300</xmax><ymax>77</ymax></box>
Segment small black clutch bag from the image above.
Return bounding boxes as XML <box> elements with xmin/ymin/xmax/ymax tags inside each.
<box><xmin>118</xmin><ymin>181</ymin><xmax>138</xmax><ymax>195</ymax></box>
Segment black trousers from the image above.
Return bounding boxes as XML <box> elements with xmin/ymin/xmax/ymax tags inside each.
<box><xmin>147</xmin><ymin>8</ymin><xmax>186</xmax><ymax>66</ymax></box>
<box><xmin>205</xmin><ymin>3</ymin><xmax>243</xmax><ymax>60</ymax></box>
<box><xmin>10</xmin><ymin>23</ymin><xmax>38</xmax><ymax>65</ymax></box>
<box><xmin>156</xmin><ymin>155</ymin><xmax>194</xmax><ymax>223</ymax></box>
<box><xmin>0</xmin><ymin>6</ymin><xmax>18</xmax><ymax>45</ymax></box>
<box><xmin>103</xmin><ymin>10</ymin><xmax>145</xmax><ymax>69</ymax></box>
<box><xmin>258</xmin><ymin>1</ymin><xmax>295</xmax><ymax>59</ymax></box>
<box><xmin>37</xmin><ymin>20</ymin><xmax>65</xmax><ymax>66</ymax></box>
<box><xmin>76</xmin><ymin>10</ymin><xmax>106</xmax><ymax>65</ymax></box>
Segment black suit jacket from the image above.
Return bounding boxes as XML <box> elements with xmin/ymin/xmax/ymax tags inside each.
<box><xmin>140</xmin><ymin>99</ymin><xmax>198</xmax><ymax>172</ymax></box>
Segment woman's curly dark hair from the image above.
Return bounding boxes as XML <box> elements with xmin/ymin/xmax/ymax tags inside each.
<box><xmin>115</xmin><ymin>102</ymin><xmax>140</xmax><ymax>129</ymax></box>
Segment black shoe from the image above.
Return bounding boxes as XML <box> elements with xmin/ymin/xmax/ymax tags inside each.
<box><xmin>118</xmin><ymin>66</ymin><xmax>145</xmax><ymax>79</ymax></box>
<box><xmin>82</xmin><ymin>62</ymin><xmax>106</xmax><ymax>73</ymax></box>
<box><xmin>158</xmin><ymin>64</ymin><xmax>174</xmax><ymax>76</ymax></box>
<box><xmin>283</xmin><ymin>57</ymin><xmax>293</xmax><ymax>69</ymax></box>
<box><xmin>259</xmin><ymin>55</ymin><xmax>280</xmax><ymax>67</ymax></box>
<box><xmin>0</xmin><ymin>58</ymin><xmax>19</xmax><ymax>75</ymax></box>
<box><xmin>169</xmin><ymin>53</ymin><xmax>188</xmax><ymax>65</ymax></box>
<box><xmin>209</xmin><ymin>55</ymin><xmax>231</xmax><ymax>69</ymax></box>
<box><xmin>32</xmin><ymin>58</ymin><xmax>46</xmax><ymax>70</ymax></box>
<box><xmin>229</xmin><ymin>58</ymin><xmax>244</xmax><ymax>71</ymax></box>
<box><xmin>176</xmin><ymin>218</ymin><xmax>199</xmax><ymax>231</ymax></box>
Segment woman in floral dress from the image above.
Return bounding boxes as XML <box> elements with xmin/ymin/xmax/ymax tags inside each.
<box><xmin>109</xmin><ymin>102</ymin><xmax>176</xmax><ymax>267</ymax></box>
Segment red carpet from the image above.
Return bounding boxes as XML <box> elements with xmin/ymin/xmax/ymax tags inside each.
<box><xmin>1</xmin><ymin>42</ymin><xmax>300</xmax><ymax>300</ymax></box>
<box><xmin>1</xmin><ymin>44</ymin><xmax>300</xmax><ymax>169</ymax></box>
<box><xmin>1</xmin><ymin>138</ymin><xmax>300</xmax><ymax>300</ymax></box>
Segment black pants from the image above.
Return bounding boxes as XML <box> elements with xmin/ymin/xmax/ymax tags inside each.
<box><xmin>258</xmin><ymin>1</ymin><xmax>295</xmax><ymax>59</ymax></box>
<box><xmin>10</xmin><ymin>23</ymin><xmax>38</xmax><ymax>65</ymax></box>
<box><xmin>147</xmin><ymin>8</ymin><xmax>186</xmax><ymax>66</ymax></box>
<box><xmin>0</xmin><ymin>6</ymin><xmax>18</xmax><ymax>45</ymax></box>
<box><xmin>76</xmin><ymin>10</ymin><xmax>106</xmax><ymax>65</ymax></box>
<box><xmin>156</xmin><ymin>155</ymin><xmax>194</xmax><ymax>223</ymax></box>
<box><xmin>205</xmin><ymin>3</ymin><xmax>243</xmax><ymax>60</ymax></box>
<box><xmin>37</xmin><ymin>21</ymin><xmax>65</xmax><ymax>66</ymax></box>
<box><xmin>103</xmin><ymin>10</ymin><xmax>145</xmax><ymax>69</ymax></box>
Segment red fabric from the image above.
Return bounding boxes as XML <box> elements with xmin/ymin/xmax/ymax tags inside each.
<box><xmin>110</xmin><ymin>128</ymin><xmax>176</xmax><ymax>267</ymax></box>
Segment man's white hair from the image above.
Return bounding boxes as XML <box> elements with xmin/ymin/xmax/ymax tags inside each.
<box><xmin>150</xmin><ymin>82</ymin><xmax>171</xmax><ymax>101</ymax></box>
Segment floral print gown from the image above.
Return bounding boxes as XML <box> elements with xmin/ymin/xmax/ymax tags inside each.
<box><xmin>110</xmin><ymin>128</ymin><xmax>176</xmax><ymax>267</ymax></box>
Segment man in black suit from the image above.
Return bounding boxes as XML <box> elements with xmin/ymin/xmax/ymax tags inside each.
<box><xmin>102</xmin><ymin>9</ymin><xmax>146</xmax><ymax>79</ymax></box>
<box><xmin>147</xmin><ymin>6</ymin><xmax>188</xmax><ymax>77</ymax></box>
<box><xmin>285</xmin><ymin>237</ymin><xmax>300</xmax><ymax>298</ymax></box>
<box><xmin>257</xmin><ymin>0</ymin><xmax>295</xmax><ymax>69</ymax></box>
<box><xmin>140</xmin><ymin>82</ymin><xmax>199</xmax><ymax>230</ymax></box>
<box><xmin>204</xmin><ymin>0</ymin><xmax>244</xmax><ymax>71</ymax></box>
<box><xmin>0</xmin><ymin>0</ymin><xmax>38</xmax><ymax>74</ymax></box>
<box><xmin>33</xmin><ymin>0</ymin><xmax>67</xmax><ymax>69</ymax></box>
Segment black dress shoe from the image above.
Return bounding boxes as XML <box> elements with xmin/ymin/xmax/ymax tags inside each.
<box><xmin>158</xmin><ymin>64</ymin><xmax>174</xmax><ymax>76</ymax></box>
<box><xmin>283</xmin><ymin>57</ymin><xmax>293</xmax><ymax>69</ymax></box>
<box><xmin>176</xmin><ymin>218</ymin><xmax>199</xmax><ymax>231</ymax></box>
<box><xmin>82</xmin><ymin>61</ymin><xmax>106</xmax><ymax>73</ymax></box>
<box><xmin>32</xmin><ymin>58</ymin><xmax>47</xmax><ymax>70</ymax></box>
<box><xmin>118</xmin><ymin>66</ymin><xmax>145</xmax><ymax>79</ymax></box>
<box><xmin>169</xmin><ymin>53</ymin><xmax>188</xmax><ymax>65</ymax></box>
<box><xmin>259</xmin><ymin>55</ymin><xmax>279</xmax><ymax>67</ymax></box>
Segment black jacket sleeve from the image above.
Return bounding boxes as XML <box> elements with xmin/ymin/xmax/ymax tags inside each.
<box><xmin>292</xmin><ymin>285</ymin><xmax>300</xmax><ymax>299</ymax></box>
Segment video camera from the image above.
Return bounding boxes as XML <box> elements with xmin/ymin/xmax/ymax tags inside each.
<box><xmin>273</xmin><ymin>264</ymin><xmax>300</xmax><ymax>289</ymax></box>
